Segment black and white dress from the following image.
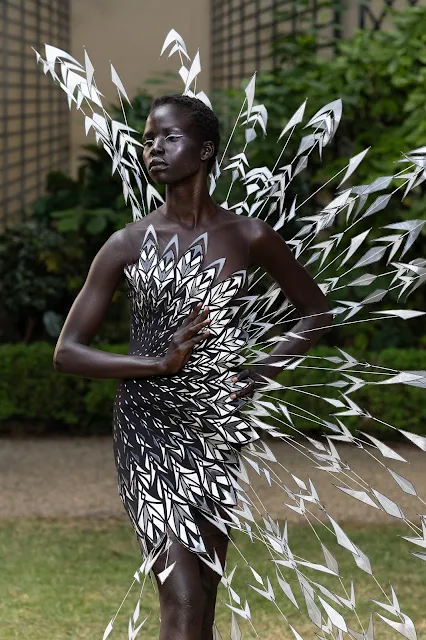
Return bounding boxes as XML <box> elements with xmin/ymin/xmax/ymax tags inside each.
<box><xmin>113</xmin><ymin>225</ymin><xmax>256</xmax><ymax>556</ymax></box>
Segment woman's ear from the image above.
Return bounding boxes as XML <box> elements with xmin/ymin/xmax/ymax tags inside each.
<box><xmin>201</xmin><ymin>141</ymin><xmax>215</xmax><ymax>162</ymax></box>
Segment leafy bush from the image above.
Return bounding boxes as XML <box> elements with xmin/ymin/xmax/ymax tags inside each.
<box><xmin>0</xmin><ymin>92</ymin><xmax>154</xmax><ymax>345</ymax></box>
<box><xmin>233</xmin><ymin>5</ymin><xmax>426</xmax><ymax>349</ymax></box>
<box><xmin>274</xmin><ymin>346</ymin><xmax>426</xmax><ymax>437</ymax></box>
<box><xmin>0</xmin><ymin>343</ymin><xmax>126</xmax><ymax>435</ymax></box>
<box><xmin>254</xmin><ymin>6</ymin><xmax>426</xmax><ymax>184</ymax></box>
<box><xmin>0</xmin><ymin>342</ymin><xmax>424</xmax><ymax>439</ymax></box>
<box><xmin>32</xmin><ymin>93</ymin><xmax>154</xmax><ymax>282</ymax></box>
<box><xmin>0</xmin><ymin>221</ymin><xmax>68</xmax><ymax>343</ymax></box>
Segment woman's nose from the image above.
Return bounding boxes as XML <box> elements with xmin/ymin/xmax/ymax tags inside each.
<box><xmin>152</xmin><ymin>138</ymin><xmax>165</xmax><ymax>154</ymax></box>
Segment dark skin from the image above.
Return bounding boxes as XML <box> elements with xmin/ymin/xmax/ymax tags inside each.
<box><xmin>54</xmin><ymin>103</ymin><xmax>332</xmax><ymax>640</ymax></box>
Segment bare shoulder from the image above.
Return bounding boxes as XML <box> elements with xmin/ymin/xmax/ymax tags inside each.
<box><xmin>88</xmin><ymin>227</ymin><xmax>134</xmax><ymax>273</ymax></box>
<box><xmin>119</xmin><ymin>209</ymin><xmax>164</xmax><ymax>263</ymax></box>
<box><xmin>219</xmin><ymin>209</ymin><xmax>275</xmax><ymax>243</ymax></box>
<box><xmin>216</xmin><ymin>207</ymin><xmax>267</xmax><ymax>235</ymax></box>
<box><xmin>214</xmin><ymin>208</ymin><xmax>281</xmax><ymax>259</ymax></box>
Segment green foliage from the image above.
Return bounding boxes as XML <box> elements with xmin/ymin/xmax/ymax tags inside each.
<box><xmin>0</xmin><ymin>342</ymin><xmax>425</xmax><ymax>438</ymax></box>
<box><xmin>1</xmin><ymin>91</ymin><xmax>154</xmax><ymax>345</ymax></box>
<box><xmin>274</xmin><ymin>346</ymin><xmax>426</xmax><ymax>437</ymax></box>
<box><xmin>241</xmin><ymin>5</ymin><xmax>426</xmax><ymax>348</ymax></box>
<box><xmin>0</xmin><ymin>343</ymin><xmax>126</xmax><ymax>434</ymax></box>
<box><xmin>255</xmin><ymin>6</ymin><xmax>426</xmax><ymax>179</ymax></box>
<box><xmin>33</xmin><ymin>91</ymin><xmax>154</xmax><ymax>237</ymax></box>
<box><xmin>0</xmin><ymin>221</ymin><xmax>68</xmax><ymax>343</ymax></box>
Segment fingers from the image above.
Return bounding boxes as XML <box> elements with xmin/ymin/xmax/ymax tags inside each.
<box><xmin>229</xmin><ymin>369</ymin><xmax>260</xmax><ymax>401</ymax></box>
<box><xmin>184</xmin><ymin>307</ymin><xmax>211</xmax><ymax>338</ymax></box>
<box><xmin>182</xmin><ymin>302</ymin><xmax>203</xmax><ymax>327</ymax></box>
<box><xmin>230</xmin><ymin>379</ymin><xmax>256</xmax><ymax>400</ymax></box>
<box><xmin>190</xmin><ymin>317</ymin><xmax>211</xmax><ymax>334</ymax></box>
<box><xmin>195</xmin><ymin>306</ymin><xmax>210</xmax><ymax>323</ymax></box>
<box><xmin>181</xmin><ymin>331</ymin><xmax>211</xmax><ymax>350</ymax></box>
<box><xmin>231</xmin><ymin>369</ymin><xmax>251</xmax><ymax>384</ymax></box>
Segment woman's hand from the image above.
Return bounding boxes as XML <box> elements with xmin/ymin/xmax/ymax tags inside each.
<box><xmin>229</xmin><ymin>369</ymin><xmax>265</xmax><ymax>402</ymax></box>
<box><xmin>160</xmin><ymin>303</ymin><xmax>211</xmax><ymax>376</ymax></box>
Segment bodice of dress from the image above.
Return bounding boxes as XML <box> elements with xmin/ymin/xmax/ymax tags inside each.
<box><xmin>124</xmin><ymin>224</ymin><xmax>249</xmax><ymax>361</ymax></box>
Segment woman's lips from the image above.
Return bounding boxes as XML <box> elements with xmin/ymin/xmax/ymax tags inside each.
<box><xmin>149</xmin><ymin>161</ymin><xmax>168</xmax><ymax>172</ymax></box>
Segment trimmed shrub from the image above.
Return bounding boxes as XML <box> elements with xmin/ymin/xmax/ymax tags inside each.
<box><xmin>0</xmin><ymin>343</ymin><xmax>425</xmax><ymax>438</ymax></box>
<box><xmin>0</xmin><ymin>343</ymin><xmax>126</xmax><ymax>435</ymax></box>
<box><xmin>274</xmin><ymin>346</ymin><xmax>426</xmax><ymax>437</ymax></box>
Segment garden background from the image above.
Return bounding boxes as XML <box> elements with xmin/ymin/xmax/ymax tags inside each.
<box><xmin>1</xmin><ymin>1</ymin><xmax>426</xmax><ymax>639</ymax></box>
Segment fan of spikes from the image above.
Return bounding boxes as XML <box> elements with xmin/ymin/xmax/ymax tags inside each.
<box><xmin>35</xmin><ymin>30</ymin><xmax>426</xmax><ymax>640</ymax></box>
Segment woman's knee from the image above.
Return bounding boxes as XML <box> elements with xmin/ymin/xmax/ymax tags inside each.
<box><xmin>160</xmin><ymin>584</ymin><xmax>205</xmax><ymax>629</ymax></box>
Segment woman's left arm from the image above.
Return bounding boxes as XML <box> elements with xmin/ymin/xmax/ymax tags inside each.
<box><xmin>231</xmin><ymin>219</ymin><xmax>333</xmax><ymax>399</ymax></box>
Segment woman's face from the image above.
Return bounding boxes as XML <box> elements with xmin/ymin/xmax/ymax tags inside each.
<box><xmin>142</xmin><ymin>103</ymin><xmax>212</xmax><ymax>185</ymax></box>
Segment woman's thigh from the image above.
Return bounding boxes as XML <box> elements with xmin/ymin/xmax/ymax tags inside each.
<box><xmin>144</xmin><ymin>510</ymin><xmax>229</xmax><ymax>638</ymax></box>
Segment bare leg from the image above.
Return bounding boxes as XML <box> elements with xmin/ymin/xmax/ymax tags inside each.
<box><xmin>198</xmin><ymin>515</ymin><xmax>229</xmax><ymax>640</ymax></box>
<box><xmin>152</xmin><ymin>539</ymin><xmax>204</xmax><ymax>640</ymax></box>
<box><xmin>150</xmin><ymin>513</ymin><xmax>229</xmax><ymax>640</ymax></box>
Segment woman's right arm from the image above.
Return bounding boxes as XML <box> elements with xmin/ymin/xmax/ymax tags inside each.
<box><xmin>53</xmin><ymin>229</ymin><xmax>211</xmax><ymax>380</ymax></box>
<box><xmin>53</xmin><ymin>228</ymin><xmax>162</xmax><ymax>379</ymax></box>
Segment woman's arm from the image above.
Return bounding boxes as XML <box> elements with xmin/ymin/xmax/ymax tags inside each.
<box><xmin>246</xmin><ymin>219</ymin><xmax>332</xmax><ymax>381</ymax></box>
<box><xmin>53</xmin><ymin>228</ymin><xmax>165</xmax><ymax>379</ymax></box>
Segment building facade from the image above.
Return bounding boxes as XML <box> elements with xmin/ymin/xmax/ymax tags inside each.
<box><xmin>0</xmin><ymin>0</ymin><xmax>210</xmax><ymax>225</ymax></box>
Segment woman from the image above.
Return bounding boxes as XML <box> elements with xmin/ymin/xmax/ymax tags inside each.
<box><xmin>53</xmin><ymin>94</ymin><xmax>331</xmax><ymax>640</ymax></box>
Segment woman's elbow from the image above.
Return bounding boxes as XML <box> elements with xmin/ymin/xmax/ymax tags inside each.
<box><xmin>53</xmin><ymin>345</ymin><xmax>71</xmax><ymax>373</ymax></box>
<box><xmin>309</xmin><ymin>299</ymin><xmax>333</xmax><ymax>333</ymax></box>
<box><xmin>318</xmin><ymin>304</ymin><xmax>333</xmax><ymax>333</ymax></box>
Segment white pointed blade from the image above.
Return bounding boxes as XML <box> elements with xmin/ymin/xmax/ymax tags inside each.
<box><xmin>160</xmin><ymin>29</ymin><xmax>188</xmax><ymax>57</ymax></box>
<box><xmin>340</xmin><ymin>229</ymin><xmax>371</xmax><ymax>268</ymax></box>
<box><xmin>84</xmin><ymin>49</ymin><xmax>94</xmax><ymax>88</ymax></box>
<box><xmin>102</xmin><ymin>620</ymin><xmax>114</xmax><ymax>640</ymax></box>
<box><xmin>338</xmin><ymin>148</ymin><xmax>370</xmax><ymax>187</ymax></box>
<box><xmin>157</xmin><ymin>562</ymin><xmax>176</xmax><ymax>585</ymax></box>
<box><xmin>279</xmin><ymin>100</ymin><xmax>307</xmax><ymax>140</ymax></box>
<box><xmin>185</xmin><ymin>50</ymin><xmax>201</xmax><ymax>93</ymax></box>
<box><xmin>388</xmin><ymin>469</ymin><xmax>417</xmax><ymax>496</ymax></box>
<box><xmin>373</xmin><ymin>309</ymin><xmax>425</xmax><ymax>319</ymax></box>
<box><xmin>244</xmin><ymin>74</ymin><xmax>256</xmax><ymax>116</ymax></box>
<box><xmin>111</xmin><ymin>64</ymin><xmax>131</xmax><ymax>104</ymax></box>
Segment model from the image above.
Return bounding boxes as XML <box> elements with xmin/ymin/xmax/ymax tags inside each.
<box><xmin>36</xmin><ymin>30</ymin><xmax>426</xmax><ymax>640</ymax></box>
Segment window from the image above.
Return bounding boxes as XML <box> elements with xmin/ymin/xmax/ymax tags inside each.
<box><xmin>360</xmin><ymin>0</ymin><xmax>421</xmax><ymax>30</ymax></box>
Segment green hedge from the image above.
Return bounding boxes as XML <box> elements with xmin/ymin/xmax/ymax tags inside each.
<box><xmin>274</xmin><ymin>346</ymin><xmax>426</xmax><ymax>438</ymax></box>
<box><xmin>0</xmin><ymin>343</ymin><xmax>425</xmax><ymax>438</ymax></box>
<box><xmin>0</xmin><ymin>343</ymin><xmax>126</xmax><ymax>435</ymax></box>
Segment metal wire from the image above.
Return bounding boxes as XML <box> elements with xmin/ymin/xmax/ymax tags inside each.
<box><xmin>0</xmin><ymin>0</ymin><xmax>70</xmax><ymax>226</ymax></box>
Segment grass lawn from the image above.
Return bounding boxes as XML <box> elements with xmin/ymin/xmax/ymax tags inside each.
<box><xmin>1</xmin><ymin>519</ymin><xmax>426</xmax><ymax>639</ymax></box>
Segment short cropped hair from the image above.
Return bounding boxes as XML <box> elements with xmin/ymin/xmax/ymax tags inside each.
<box><xmin>150</xmin><ymin>94</ymin><xmax>220</xmax><ymax>172</ymax></box>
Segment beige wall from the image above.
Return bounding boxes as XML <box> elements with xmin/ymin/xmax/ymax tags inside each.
<box><xmin>70</xmin><ymin>0</ymin><xmax>211</xmax><ymax>173</ymax></box>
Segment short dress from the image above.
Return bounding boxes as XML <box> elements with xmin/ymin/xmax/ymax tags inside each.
<box><xmin>112</xmin><ymin>224</ymin><xmax>257</xmax><ymax>556</ymax></box>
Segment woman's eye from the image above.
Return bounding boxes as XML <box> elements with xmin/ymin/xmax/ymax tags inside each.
<box><xmin>143</xmin><ymin>140</ymin><xmax>153</xmax><ymax>148</ymax></box>
<box><xmin>166</xmin><ymin>135</ymin><xmax>182</xmax><ymax>142</ymax></box>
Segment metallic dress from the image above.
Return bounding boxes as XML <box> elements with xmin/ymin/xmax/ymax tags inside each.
<box><xmin>112</xmin><ymin>225</ymin><xmax>255</xmax><ymax>555</ymax></box>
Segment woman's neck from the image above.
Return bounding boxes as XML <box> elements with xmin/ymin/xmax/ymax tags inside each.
<box><xmin>163</xmin><ymin>174</ymin><xmax>217</xmax><ymax>229</ymax></box>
